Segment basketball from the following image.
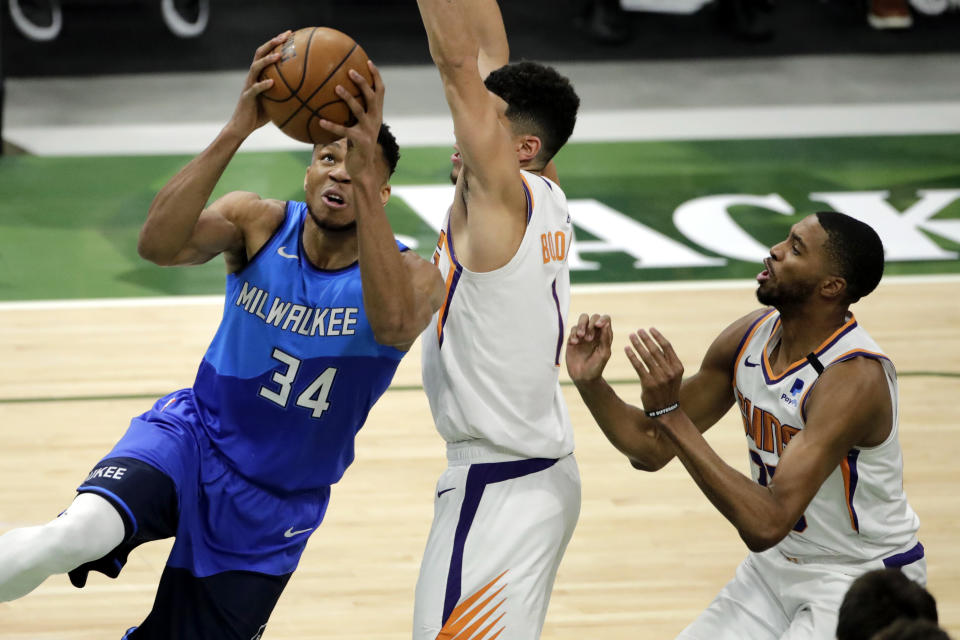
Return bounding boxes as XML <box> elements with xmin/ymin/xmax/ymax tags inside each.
<box><xmin>259</xmin><ymin>27</ymin><xmax>373</xmax><ymax>145</ymax></box>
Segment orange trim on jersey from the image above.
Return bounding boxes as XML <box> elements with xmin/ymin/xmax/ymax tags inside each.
<box><xmin>762</xmin><ymin>313</ymin><xmax>858</xmax><ymax>383</ymax></box>
<box><xmin>437</xmin><ymin>570</ymin><xmax>508</xmax><ymax>640</ymax></box>
<box><xmin>731</xmin><ymin>309</ymin><xmax>777</xmax><ymax>389</ymax></box>
<box><xmin>436</xmin><ymin>233</ymin><xmax>458</xmax><ymax>342</ymax></box>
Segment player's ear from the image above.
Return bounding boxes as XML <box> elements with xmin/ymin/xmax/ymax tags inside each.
<box><xmin>821</xmin><ymin>275</ymin><xmax>846</xmax><ymax>301</ymax></box>
<box><xmin>380</xmin><ymin>183</ymin><xmax>391</xmax><ymax>206</ymax></box>
<box><xmin>517</xmin><ymin>135</ymin><xmax>542</xmax><ymax>165</ymax></box>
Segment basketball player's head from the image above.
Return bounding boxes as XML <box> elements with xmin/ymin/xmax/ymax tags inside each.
<box><xmin>450</xmin><ymin>61</ymin><xmax>579</xmax><ymax>184</ymax></box>
<box><xmin>836</xmin><ymin>569</ymin><xmax>938</xmax><ymax>640</ymax></box>
<box><xmin>304</xmin><ymin>123</ymin><xmax>400</xmax><ymax>233</ymax></box>
<box><xmin>756</xmin><ymin>212</ymin><xmax>884</xmax><ymax>311</ymax></box>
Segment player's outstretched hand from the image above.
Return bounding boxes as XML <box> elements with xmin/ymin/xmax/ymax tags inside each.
<box><xmin>566</xmin><ymin>313</ymin><xmax>613</xmax><ymax>384</ymax></box>
<box><xmin>319</xmin><ymin>60</ymin><xmax>385</xmax><ymax>180</ymax></box>
<box><xmin>227</xmin><ymin>31</ymin><xmax>291</xmax><ymax>139</ymax></box>
<box><xmin>624</xmin><ymin>328</ymin><xmax>683</xmax><ymax>418</ymax></box>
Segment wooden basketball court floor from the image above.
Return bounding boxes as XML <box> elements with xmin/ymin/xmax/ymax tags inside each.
<box><xmin>1</xmin><ymin>279</ymin><xmax>957</xmax><ymax>639</ymax></box>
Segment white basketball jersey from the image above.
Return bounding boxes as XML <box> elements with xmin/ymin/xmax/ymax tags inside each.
<box><xmin>733</xmin><ymin>310</ymin><xmax>920</xmax><ymax>563</ymax></box>
<box><xmin>421</xmin><ymin>170</ymin><xmax>575</xmax><ymax>460</ymax></box>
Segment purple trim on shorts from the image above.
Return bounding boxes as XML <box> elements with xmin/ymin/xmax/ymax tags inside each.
<box><xmin>883</xmin><ymin>542</ymin><xmax>925</xmax><ymax>569</ymax></box>
<box><xmin>77</xmin><ymin>485</ymin><xmax>139</xmax><ymax>538</ymax></box>
<box><xmin>441</xmin><ymin>457</ymin><xmax>559</xmax><ymax>625</ymax></box>
<box><xmin>552</xmin><ymin>278</ymin><xmax>563</xmax><ymax>366</ymax></box>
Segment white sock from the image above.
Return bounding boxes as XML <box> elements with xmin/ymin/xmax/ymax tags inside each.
<box><xmin>0</xmin><ymin>492</ymin><xmax>125</xmax><ymax>601</ymax></box>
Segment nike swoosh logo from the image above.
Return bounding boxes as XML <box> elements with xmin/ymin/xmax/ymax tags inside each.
<box><xmin>745</xmin><ymin>356</ymin><xmax>760</xmax><ymax>367</ymax></box>
<box><xmin>437</xmin><ymin>488</ymin><xmax>456</xmax><ymax>498</ymax></box>
<box><xmin>283</xmin><ymin>526</ymin><xmax>314</xmax><ymax>538</ymax></box>
<box><xmin>277</xmin><ymin>246</ymin><xmax>297</xmax><ymax>260</ymax></box>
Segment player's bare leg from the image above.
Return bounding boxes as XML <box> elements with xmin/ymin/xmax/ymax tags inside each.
<box><xmin>0</xmin><ymin>493</ymin><xmax>123</xmax><ymax>601</ymax></box>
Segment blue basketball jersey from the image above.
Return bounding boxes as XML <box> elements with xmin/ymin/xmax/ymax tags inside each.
<box><xmin>192</xmin><ymin>200</ymin><xmax>406</xmax><ymax>492</ymax></box>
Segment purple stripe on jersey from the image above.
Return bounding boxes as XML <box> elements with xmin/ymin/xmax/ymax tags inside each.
<box><xmin>441</xmin><ymin>457</ymin><xmax>559</xmax><ymax>626</ymax></box>
<box><xmin>437</xmin><ymin>267</ymin><xmax>462</xmax><ymax>349</ymax></box>
<box><xmin>551</xmin><ymin>278</ymin><xmax>563</xmax><ymax>366</ymax></box>
<box><xmin>832</xmin><ymin>351</ymin><xmax>892</xmax><ymax>365</ymax></box>
<box><xmin>846</xmin><ymin>449</ymin><xmax>861</xmax><ymax>532</ymax></box>
<box><xmin>522</xmin><ymin>177</ymin><xmax>533</xmax><ymax>223</ymax></box>
<box><xmin>539</xmin><ymin>175</ymin><xmax>554</xmax><ymax>190</ymax></box>
<box><xmin>883</xmin><ymin>542</ymin><xmax>925</xmax><ymax>569</ymax></box>
<box><xmin>445</xmin><ymin>218</ymin><xmax>461</xmax><ymax>268</ymax></box>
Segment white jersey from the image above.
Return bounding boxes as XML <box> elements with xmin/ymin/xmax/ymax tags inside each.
<box><xmin>733</xmin><ymin>309</ymin><xmax>920</xmax><ymax>564</ymax></box>
<box><xmin>421</xmin><ymin>170</ymin><xmax>575</xmax><ymax>460</ymax></box>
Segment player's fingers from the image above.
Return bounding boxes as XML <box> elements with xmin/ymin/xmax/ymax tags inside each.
<box><xmin>254</xmin><ymin>31</ymin><xmax>290</xmax><ymax>61</ymax></box>
<box><xmin>624</xmin><ymin>345</ymin><xmax>649</xmax><ymax>381</ymax></box>
<box><xmin>575</xmin><ymin>313</ymin><xmax>590</xmax><ymax>338</ymax></box>
<box><xmin>318</xmin><ymin>118</ymin><xmax>349</xmax><ymax>138</ymax></box>
<box><xmin>247</xmin><ymin>78</ymin><xmax>274</xmax><ymax>96</ymax></box>
<box><xmin>650</xmin><ymin>327</ymin><xmax>682</xmax><ymax>369</ymax></box>
<box><xmin>348</xmin><ymin>69</ymin><xmax>375</xmax><ymax>106</ymax></box>
<box><xmin>600</xmin><ymin>321</ymin><xmax>613</xmax><ymax>348</ymax></box>
<box><xmin>629</xmin><ymin>331</ymin><xmax>659</xmax><ymax>373</ymax></box>
<box><xmin>637</xmin><ymin>329</ymin><xmax>669</xmax><ymax>368</ymax></box>
<box><xmin>335</xmin><ymin>85</ymin><xmax>366</xmax><ymax>121</ymax></box>
<box><xmin>368</xmin><ymin>60</ymin><xmax>384</xmax><ymax>97</ymax></box>
<box><xmin>250</xmin><ymin>51</ymin><xmax>282</xmax><ymax>77</ymax></box>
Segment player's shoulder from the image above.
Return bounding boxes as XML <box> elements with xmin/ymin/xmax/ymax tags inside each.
<box><xmin>214</xmin><ymin>192</ymin><xmax>287</xmax><ymax>232</ymax></box>
<box><xmin>703</xmin><ymin>307</ymin><xmax>775</xmax><ymax>370</ymax></box>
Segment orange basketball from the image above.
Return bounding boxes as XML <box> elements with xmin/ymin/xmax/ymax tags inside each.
<box><xmin>259</xmin><ymin>27</ymin><xmax>373</xmax><ymax>145</ymax></box>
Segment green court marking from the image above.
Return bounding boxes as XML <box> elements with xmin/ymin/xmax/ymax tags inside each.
<box><xmin>1</xmin><ymin>134</ymin><xmax>958</xmax><ymax>301</ymax></box>
<box><xmin>2</xmin><ymin>371</ymin><xmax>956</xmax><ymax>405</ymax></box>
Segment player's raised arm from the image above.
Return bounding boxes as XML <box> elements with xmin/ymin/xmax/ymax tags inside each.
<box><xmin>567</xmin><ymin>311</ymin><xmax>761</xmax><ymax>471</ymax></box>
<box><xmin>319</xmin><ymin>62</ymin><xmax>444</xmax><ymax>350</ymax></box>
<box><xmin>138</xmin><ymin>31</ymin><xmax>290</xmax><ymax>270</ymax></box>
<box><xmin>415</xmin><ymin>1</ymin><xmax>527</xmax><ymax>219</ymax></box>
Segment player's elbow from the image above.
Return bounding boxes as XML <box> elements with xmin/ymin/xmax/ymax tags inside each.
<box><xmin>137</xmin><ymin>231</ymin><xmax>174</xmax><ymax>266</ymax></box>
<box><xmin>739</xmin><ymin>521</ymin><xmax>790</xmax><ymax>552</ymax></box>
<box><xmin>629</xmin><ymin>454</ymin><xmax>668</xmax><ymax>472</ymax></box>
<box><xmin>370</xmin><ymin>314</ymin><xmax>422</xmax><ymax>349</ymax></box>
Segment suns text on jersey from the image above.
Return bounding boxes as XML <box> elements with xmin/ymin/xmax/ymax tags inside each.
<box><xmin>235</xmin><ymin>281</ymin><xmax>358</xmax><ymax>337</ymax></box>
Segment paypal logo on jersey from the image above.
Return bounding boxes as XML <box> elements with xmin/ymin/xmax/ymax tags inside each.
<box><xmin>780</xmin><ymin>378</ymin><xmax>805</xmax><ymax>407</ymax></box>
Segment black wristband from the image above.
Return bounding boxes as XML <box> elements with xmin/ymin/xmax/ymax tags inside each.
<box><xmin>645</xmin><ymin>402</ymin><xmax>679</xmax><ymax>418</ymax></box>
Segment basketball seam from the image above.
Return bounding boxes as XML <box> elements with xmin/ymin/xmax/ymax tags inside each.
<box><xmin>263</xmin><ymin>27</ymin><xmax>317</xmax><ymax>103</ymax></box>
<box><xmin>277</xmin><ymin>43</ymin><xmax>360</xmax><ymax>141</ymax></box>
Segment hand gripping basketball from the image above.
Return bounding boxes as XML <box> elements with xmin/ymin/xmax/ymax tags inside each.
<box><xmin>258</xmin><ymin>27</ymin><xmax>375</xmax><ymax>145</ymax></box>
<box><xmin>226</xmin><ymin>31</ymin><xmax>292</xmax><ymax>139</ymax></box>
<box><xmin>318</xmin><ymin>61</ymin><xmax>385</xmax><ymax>180</ymax></box>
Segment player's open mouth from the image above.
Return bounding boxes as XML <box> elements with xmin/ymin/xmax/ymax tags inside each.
<box><xmin>757</xmin><ymin>258</ymin><xmax>773</xmax><ymax>283</ymax></box>
<box><xmin>451</xmin><ymin>151</ymin><xmax>461</xmax><ymax>165</ymax></box>
<box><xmin>321</xmin><ymin>189</ymin><xmax>347</xmax><ymax>209</ymax></box>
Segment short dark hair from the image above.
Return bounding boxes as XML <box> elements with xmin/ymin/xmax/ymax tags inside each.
<box><xmin>836</xmin><ymin>569</ymin><xmax>938</xmax><ymax>640</ymax></box>
<box><xmin>484</xmin><ymin>61</ymin><xmax>579</xmax><ymax>165</ymax></box>
<box><xmin>816</xmin><ymin>211</ymin><xmax>885</xmax><ymax>304</ymax></box>
<box><xmin>377</xmin><ymin>122</ymin><xmax>400</xmax><ymax>177</ymax></box>
<box><xmin>872</xmin><ymin>618</ymin><xmax>952</xmax><ymax>640</ymax></box>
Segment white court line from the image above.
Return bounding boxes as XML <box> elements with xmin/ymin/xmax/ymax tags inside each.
<box><xmin>6</xmin><ymin>102</ymin><xmax>960</xmax><ymax>156</ymax></box>
<box><xmin>1</xmin><ymin>274</ymin><xmax>957</xmax><ymax>311</ymax></box>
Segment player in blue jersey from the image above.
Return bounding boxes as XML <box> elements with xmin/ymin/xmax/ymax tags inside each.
<box><xmin>0</xmin><ymin>32</ymin><xmax>444</xmax><ymax>639</ymax></box>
